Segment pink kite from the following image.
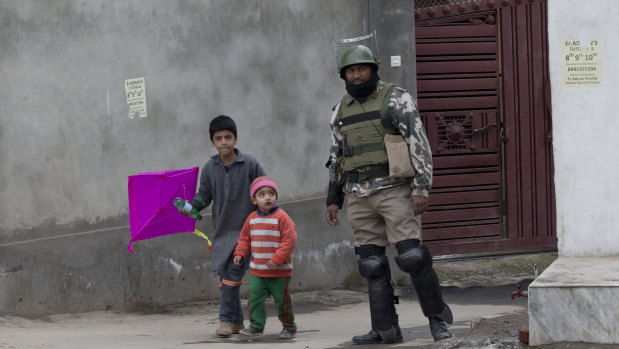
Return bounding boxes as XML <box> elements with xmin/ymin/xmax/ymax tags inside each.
<box><xmin>127</xmin><ymin>167</ymin><xmax>199</xmax><ymax>252</ymax></box>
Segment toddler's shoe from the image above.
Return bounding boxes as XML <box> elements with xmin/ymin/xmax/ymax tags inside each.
<box><xmin>240</xmin><ymin>325</ymin><xmax>264</xmax><ymax>337</ymax></box>
<box><xmin>279</xmin><ymin>328</ymin><xmax>296</xmax><ymax>339</ymax></box>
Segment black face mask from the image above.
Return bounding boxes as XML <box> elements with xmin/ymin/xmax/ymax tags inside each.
<box><xmin>344</xmin><ymin>71</ymin><xmax>380</xmax><ymax>103</ymax></box>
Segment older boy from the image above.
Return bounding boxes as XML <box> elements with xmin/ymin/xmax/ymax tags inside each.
<box><xmin>185</xmin><ymin>115</ymin><xmax>266</xmax><ymax>337</ymax></box>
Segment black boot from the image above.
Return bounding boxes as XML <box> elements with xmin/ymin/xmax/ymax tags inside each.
<box><xmin>352</xmin><ymin>330</ymin><xmax>382</xmax><ymax>344</ymax></box>
<box><xmin>429</xmin><ymin>316</ymin><xmax>452</xmax><ymax>341</ymax></box>
<box><xmin>352</xmin><ymin>325</ymin><xmax>403</xmax><ymax>344</ymax></box>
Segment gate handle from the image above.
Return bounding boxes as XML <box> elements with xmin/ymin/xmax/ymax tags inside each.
<box><xmin>473</xmin><ymin>123</ymin><xmax>497</xmax><ymax>134</ymax></box>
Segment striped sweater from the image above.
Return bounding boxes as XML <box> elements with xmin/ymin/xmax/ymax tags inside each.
<box><xmin>234</xmin><ymin>206</ymin><xmax>297</xmax><ymax>278</ymax></box>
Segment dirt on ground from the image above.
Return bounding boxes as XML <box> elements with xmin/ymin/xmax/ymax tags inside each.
<box><xmin>299</xmin><ymin>283</ymin><xmax>615</xmax><ymax>349</ymax></box>
<box><xmin>431</xmin><ymin>311</ymin><xmax>618</xmax><ymax>349</ymax></box>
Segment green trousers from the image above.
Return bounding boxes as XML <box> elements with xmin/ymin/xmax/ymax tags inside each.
<box><xmin>247</xmin><ymin>274</ymin><xmax>296</xmax><ymax>331</ymax></box>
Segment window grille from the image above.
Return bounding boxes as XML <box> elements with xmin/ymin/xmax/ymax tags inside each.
<box><xmin>436</xmin><ymin>114</ymin><xmax>474</xmax><ymax>153</ymax></box>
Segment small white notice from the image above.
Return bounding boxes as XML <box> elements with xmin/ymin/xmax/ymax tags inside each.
<box><xmin>390</xmin><ymin>56</ymin><xmax>402</xmax><ymax>68</ymax></box>
<box><xmin>125</xmin><ymin>77</ymin><xmax>147</xmax><ymax>118</ymax></box>
<box><xmin>561</xmin><ymin>39</ymin><xmax>601</xmax><ymax>87</ymax></box>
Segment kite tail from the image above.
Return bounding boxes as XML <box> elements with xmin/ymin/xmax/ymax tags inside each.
<box><xmin>193</xmin><ymin>229</ymin><xmax>212</xmax><ymax>254</ymax></box>
<box><xmin>128</xmin><ymin>243</ymin><xmax>134</xmax><ymax>253</ymax></box>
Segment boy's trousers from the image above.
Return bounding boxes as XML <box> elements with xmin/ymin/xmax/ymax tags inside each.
<box><xmin>219</xmin><ymin>256</ymin><xmax>249</xmax><ymax>323</ymax></box>
<box><xmin>247</xmin><ymin>274</ymin><xmax>296</xmax><ymax>331</ymax></box>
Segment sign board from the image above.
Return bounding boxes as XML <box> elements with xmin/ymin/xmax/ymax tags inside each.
<box><xmin>561</xmin><ymin>39</ymin><xmax>601</xmax><ymax>87</ymax></box>
<box><xmin>125</xmin><ymin>77</ymin><xmax>148</xmax><ymax>118</ymax></box>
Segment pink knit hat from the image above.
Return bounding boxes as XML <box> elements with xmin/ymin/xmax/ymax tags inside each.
<box><xmin>250</xmin><ymin>176</ymin><xmax>279</xmax><ymax>199</ymax></box>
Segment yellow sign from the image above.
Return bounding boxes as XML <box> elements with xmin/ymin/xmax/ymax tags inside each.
<box><xmin>561</xmin><ymin>39</ymin><xmax>601</xmax><ymax>87</ymax></box>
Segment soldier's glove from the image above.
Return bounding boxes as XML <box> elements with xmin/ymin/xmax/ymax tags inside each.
<box><xmin>326</xmin><ymin>181</ymin><xmax>345</xmax><ymax>209</ymax></box>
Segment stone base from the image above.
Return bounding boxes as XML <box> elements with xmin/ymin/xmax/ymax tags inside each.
<box><xmin>528</xmin><ymin>257</ymin><xmax>619</xmax><ymax>346</ymax></box>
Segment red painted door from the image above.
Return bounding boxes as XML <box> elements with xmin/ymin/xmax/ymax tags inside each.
<box><xmin>414</xmin><ymin>0</ymin><xmax>556</xmax><ymax>255</ymax></box>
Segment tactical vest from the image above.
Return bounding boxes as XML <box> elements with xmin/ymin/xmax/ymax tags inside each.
<box><xmin>337</xmin><ymin>83</ymin><xmax>397</xmax><ymax>178</ymax></box>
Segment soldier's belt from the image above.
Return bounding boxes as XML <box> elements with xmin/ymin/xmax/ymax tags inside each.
<box><xmin>345</xmin><ymin>165</ymin><xmax>390</xmax><ymax>183</ymax></box>
<box><xmin>343</xmin><ymin>141</ymin><xmax>385</xmax><ymax>157</ymax></box>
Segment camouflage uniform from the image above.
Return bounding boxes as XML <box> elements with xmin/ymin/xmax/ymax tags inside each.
<box><xmin>326</xmin><ymin>78</ymin><xmax>453</xmax><ymax>344</ymax></box>
<box><xmin>327</xmin><ymin>80</ymin><xmax>432</xmax><ymax>201</ymax></box>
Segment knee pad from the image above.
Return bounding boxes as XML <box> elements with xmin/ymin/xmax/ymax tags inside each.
<box><xmin>359</xmin><ymin>255</ymin><xmax>390</xmax><ymax>279</ymax></box>
<box><xmin>395</xmin><ymin>240</ymin><xmax>432</xmax><ymax>275</ymax></box>
<box><xmin>357</xmin><ymin>245</ymin><xmax>391</xmax><ymax>279</ymax></box>
<box><xmin>357</xmin><ymin>245</ymin><xmax>389</xmax><ymax>279</ymax></box>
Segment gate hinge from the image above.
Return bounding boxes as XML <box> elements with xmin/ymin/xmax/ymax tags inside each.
<box><xmin>500</xmin><ymin>122</ymin><xmax>509</xmax><ymax>143</ymax></box>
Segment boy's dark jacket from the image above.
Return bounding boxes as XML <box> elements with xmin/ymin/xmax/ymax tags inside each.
<box><xmin>191</xmin><ymin>149</ymin><xmax>265</xmax><ymax>272</ymax></box>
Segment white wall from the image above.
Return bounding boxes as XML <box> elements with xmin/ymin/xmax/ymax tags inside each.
<box><xmin>548</xmin><ymin>0</ymin><xmax>619</xmax><ymax>257</ymax></box>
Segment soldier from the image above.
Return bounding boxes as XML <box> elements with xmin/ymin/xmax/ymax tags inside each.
<box><xmin>325</xmin><ymin>44</ymin><xmax>453</xmax><ymax>344</ymax></box>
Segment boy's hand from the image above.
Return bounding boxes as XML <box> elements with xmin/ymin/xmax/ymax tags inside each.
<box><xmin>266</xmin><ymin>260</ymin><xmax>278</xmax><ymax>270</ymax></box>
<box><xmin>233</xmin><ymin>255</ymin><xmax>243</xmax><ymax>267</ymax></box>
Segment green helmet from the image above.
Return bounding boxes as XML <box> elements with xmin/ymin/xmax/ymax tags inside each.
<box><xmin>339</xmin><ymin>45</ymin><xmax>379</xmax><ymax>75</ymax></box>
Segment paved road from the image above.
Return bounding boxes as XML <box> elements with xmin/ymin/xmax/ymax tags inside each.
<box><xmin>0</xmin><ymin>283</ymin><xmax>529</xmax><ymax>349</ymax></box>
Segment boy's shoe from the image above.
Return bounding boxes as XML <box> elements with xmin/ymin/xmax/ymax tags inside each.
<box><xmin>231</xmin><ymin>322</ymin><xmax>245</xmax><ymax>334</ymax></box>
<box><xmin>279</xmin><ymin>328</ymin><xmax>296</xmax><ymax>339</ymax></box>
<box><xmin>240</xmin><ymin>325</ymin><xmax>264</xmax><ymax>337</ymax></box>
<box><xmin>216</xmin><ymin>322</ymin><xmax>244</xmax><ymax>337</ymax></box>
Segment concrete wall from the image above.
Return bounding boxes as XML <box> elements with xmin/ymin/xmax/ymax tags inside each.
<box><xmin>370</xmin><ymin>0</ymin><xmax>417</xmax><ymax>96</ymax></box>
<box><xmin>0</xmin><ymin>1</ymin><xmax>418</xmax><ymax>317</ymax></box>
<box><xmin>548</xmin><ymin>0</ymin><xmax>619</xmax><ymax>257</ymax></box>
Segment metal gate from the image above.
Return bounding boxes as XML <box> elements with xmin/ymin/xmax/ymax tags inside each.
<box><xmin>414</xmin><ymin>0</ymin><xmax>556</xmax><ymax>255</ymax></box>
